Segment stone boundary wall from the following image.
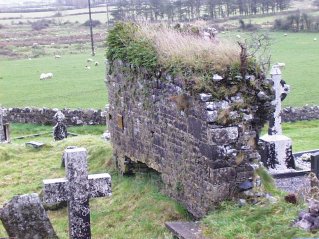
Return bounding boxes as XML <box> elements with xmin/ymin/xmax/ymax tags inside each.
<box><xmin>3</xmin><ymin>107</ymin><xmax>106</xmax><ymax>126</ymax></box>
<box><xmin>2</xmin><ymin>105</ymin><xmax>318</xmax><ymax>127</ymax></box>
<box><xmin>282</xmin><ymin>106</ymin><xmax>319</xmax><ymax>122</ymax></box>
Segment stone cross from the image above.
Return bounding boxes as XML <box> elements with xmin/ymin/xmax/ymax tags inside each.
<box><xmin>268</xmin><ymin>64</ymin><xmax>290</xmax><ymax>135</ymax></box>
<box><xmin>43</xmin><ymin>147</ymin><xmax>112</xmax><ymax>239</ymax></box>
<box><xmin>260</xmin><ymin>64</ymin><xmax>295</xmax><ymax>172</ymax></box>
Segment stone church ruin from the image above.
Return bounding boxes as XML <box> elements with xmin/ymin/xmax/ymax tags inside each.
<box><xmin>105</xmin><ymin>22</ymin><xmax>274</xmax><ymax>217</ymax></box>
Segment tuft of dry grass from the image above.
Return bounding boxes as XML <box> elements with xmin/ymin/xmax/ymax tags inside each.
<box><xmin>137</xmin><ymin>24</ymin><xmax>241</xmax><ymax>72</ymax></box>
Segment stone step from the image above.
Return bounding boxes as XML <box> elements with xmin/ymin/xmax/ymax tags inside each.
<box><xmin>165</xmin><ymin>221</ymin><xmax>207</xmax><ymax>239</ymax></box>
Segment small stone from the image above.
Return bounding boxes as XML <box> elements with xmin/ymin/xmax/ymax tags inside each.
<box><xmin>239</xmin><ymin>181</ymin><xmax>253</xmax><ymax>191</ymax></box>
<box><xmin>102</xmin><ymin>131</ymin><xmax>111</xmax><ymax>141</ymax></box>
<box><xmin>294</xmin><ymin>218</ymin><xmax>312</xmax><ymax>231</ymax></box>
<box><xmin>207</xmin><ymin>111</ymin><xmax>218</xmax><ymax>122</ymax></box>
<box><xmin>200</xmin><ymin>93</ymin><xmax>212</xmax><ymax>102</ymax></box>
<box><xmin>212</xmin><ymin>74</ymin><xmax>223</xmax><ymax>82</ymax></box>
<box><xmin>257</xmin><ymin>91</ymin><xmax>269</xmax><ymax>101</ymax></box>
<box><xmin>238</xmin><ymin>199</ymin><xmax>247</xmax><ymax>207</ymax></box>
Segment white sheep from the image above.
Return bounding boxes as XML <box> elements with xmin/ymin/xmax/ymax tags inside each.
<box><xmin>314</xmin><ymin>38</ymin><xmax>317</xmax><ymax>41</ymax></box>
<box><xmin>236</xmin><ymin>34</ymin><xmax>241</xmax><ymax>39</ymax></box>
<box><xmin>284</xmin><ymin>33</ymin><xmax>288</xmax><ymax>36</ymax></box>
<box><xmin>95</xmin><ymin>61</ymin><xmax>99</xmax><ymax>66</ymax></box>
<box><xmin>40</xmin><ymin>73</ymin><xmax>53</xmax><ymax>80</ymax></box>
<box><xmin>54</xmin><ymin>55</ymin><xmax>61</xmax><ymax>59</ymax></box>
<box><xmin>85</xmin><ymin>66</ymin><xmax>91</xmax><ymax>70</ymax></box>
<box><xmin>87</xmin><ymin>58</ymin><xmax>93</xmax><ymax>63</ymax></box>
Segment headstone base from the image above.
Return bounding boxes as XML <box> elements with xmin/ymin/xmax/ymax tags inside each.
<box><xmin>259</xmin><ymin>134</ymin><xmax>295</xmax><ymax>173</ymax></box>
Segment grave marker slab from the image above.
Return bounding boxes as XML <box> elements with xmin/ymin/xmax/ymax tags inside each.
<box><xmin>165</xmin><ymin>221</ymin><xmax>207</xmax><ymax>239</ymax></box>
<box><xmin>260</xmin><ymin>64</ymin><xmax>295</xmax><ymax>172</ymax></box>
<box><xmin>43</xmin><ymin>147</ymin><xmax>111</xmax><ymax>239</ymax></box>
<box><xmin>0</xmin><ymin>193</ymin><xmax>57</xmax><ymax>239</ymax></box>
<box><xmin>25</xmin><ymin>141</ymin><xmax>45</xmax><ymax>148</ymax></box>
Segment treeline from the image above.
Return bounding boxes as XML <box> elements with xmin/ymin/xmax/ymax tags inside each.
<box><xmin>274</xmin><ymin>12</ymin><xmax>319</xmax><ymax>32</ymax></box>
<box><xmin>110</xmin><ymin>0</ymin><xmax>292</xmax><ymax>21</ymax></box>
<box><xmin>56</xmin><ymin>0</ymin><xmax>291</xmax><ymax>21</ymax></box>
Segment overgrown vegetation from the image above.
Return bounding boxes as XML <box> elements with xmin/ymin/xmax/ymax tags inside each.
<box><xmin>106</xmin><ymin>22</ymin><xmax>242</xmax><ymax>74</ymax></box>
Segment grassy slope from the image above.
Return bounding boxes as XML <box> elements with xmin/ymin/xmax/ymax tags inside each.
<box><xmin>0</xmin><ymin>127</ymin><xmax>188</xmax><ymax>238</ymax></box>
<box><xmin>0</xmin><ymin>51</ymin><xmax>107</xmax><ymax>109</ymax></box>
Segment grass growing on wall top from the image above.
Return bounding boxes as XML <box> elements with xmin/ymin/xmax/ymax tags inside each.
<box><xmin>106</xmin><ymin>22</ymin><xmax>242</xmax><ymax>75</ymax></box>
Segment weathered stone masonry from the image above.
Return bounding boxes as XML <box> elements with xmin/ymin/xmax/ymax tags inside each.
<box><xmin>106</xmin><ymin>61</ymin><xmax>273</xmax><ymax>217</ymax></box>
<box><xmin>3</xmin><ymin>107</ymin><xmax>104</xmax><ymax>126</ymax></box>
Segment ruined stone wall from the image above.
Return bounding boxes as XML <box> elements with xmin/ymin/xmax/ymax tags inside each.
<box><xmin>3</xmin><ymin>107</ymin><xmax>104</xmax><ymax>126</ymax></box>
<box><xmin>106</xmin><ymin>61</ymin><xmax>273</xmax><ymax>217</ymax></box>
<box><xmin>282</xmin><ymin>106</ymin><xmax>319</xmax><ymax>122</ymax></box>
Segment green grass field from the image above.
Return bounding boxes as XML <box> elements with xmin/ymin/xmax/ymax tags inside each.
<box><xmin>1</xmin><ymin>31</ymin><xmax>319</xmax><ymax>109</ymax></box>
<box><xmin>0</xmin><ymin>51</ymin><xmax>108</xmax><ymax>108</ymax></box>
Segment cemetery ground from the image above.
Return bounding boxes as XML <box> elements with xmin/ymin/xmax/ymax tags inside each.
<box><xmin>0</xmin><ymin>121</ymin><xmax>319</xmax><ymax>238</ymax></box>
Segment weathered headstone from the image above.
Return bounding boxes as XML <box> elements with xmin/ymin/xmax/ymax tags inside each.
<box><xmin>0</xmin><ymin>193</ymin><xmax>57</xmax><ymax>239</ymax></box>
<box><xmin>260</xmin><ymin>64</ymin><xmax>295</xmax><ymax>172</ymax></box>
<box><xmin>53</xmin><ymin>110</ymin><xmax>67</xmax><ymax>140</ymax></box>
<box><xmin>43</xmin><ymin>147</ymin><xmax>111</xmax><ymax>239</ymax></box>
<box><xmin>311</xmin><ymin>152</ymin><xmax>319</xmax><ymax>179</ymax></box>
<box><xmin>0</xmin><ymin>108</ymin><xmax>10</xmax><ymax>143</ymax></box>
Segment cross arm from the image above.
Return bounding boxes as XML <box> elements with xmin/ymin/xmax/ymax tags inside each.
<box><xmin>88</xmin><ymin>173</ymin><xmax>112</xmax><ymax>198</ymax></box>
<box><xmin>43</xmin><ymin>178</ymin><xmax>68</xmax><ymax>204</ymax></box>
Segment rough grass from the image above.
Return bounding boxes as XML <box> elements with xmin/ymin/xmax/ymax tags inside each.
<box><xmin>202</xmin><ymin>199</ymin><xmax>318</xmax><ymax>239</ymax></box>
<box><xmin>0</xmin><ymin>134</ymin><xmax>188</xmax><ymax>239</ymax></box>
<box><xmin>138</xmin><ymin>24</ymin><xmax>240</xmax><ymax>72</ymax></box>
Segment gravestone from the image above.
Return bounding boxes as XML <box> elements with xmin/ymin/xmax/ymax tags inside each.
<box><xmin>0</xmin><ymin>108</ymin><xmax>10</xmax><ymax>143</ymax></box>
<box><xmin>43</xmin><ymin>147</ymin><xmax>111</xmax><ymax>239</ymax></box>
<box><xmin>0</xmin><ymin>193</ymin><xmax>57</xmax><ymax>239</ymax></box>
<box><xmin>260</xmin><ymin>64</ymin><xmax>295</xmax><ymax>172</ymax></box>
<box><xmin>53</xmin><ymin>110</ymin><xmax>67</xmax><ymax>140</ymax></box>
<box><xmin>311</xmin><ymin>152</ymin><xmax>319</xmax><ymax>179</ymax></box>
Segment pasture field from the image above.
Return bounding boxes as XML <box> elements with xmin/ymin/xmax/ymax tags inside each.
<box><xmin>0</xmin><ymin>51</ymin><xmax>108</xmax><ymax>108</ymax></box>
<box><xmin>1</xmin><ymin>30</ymin><xmax>319</xmax><ymax>108</ymax></box>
